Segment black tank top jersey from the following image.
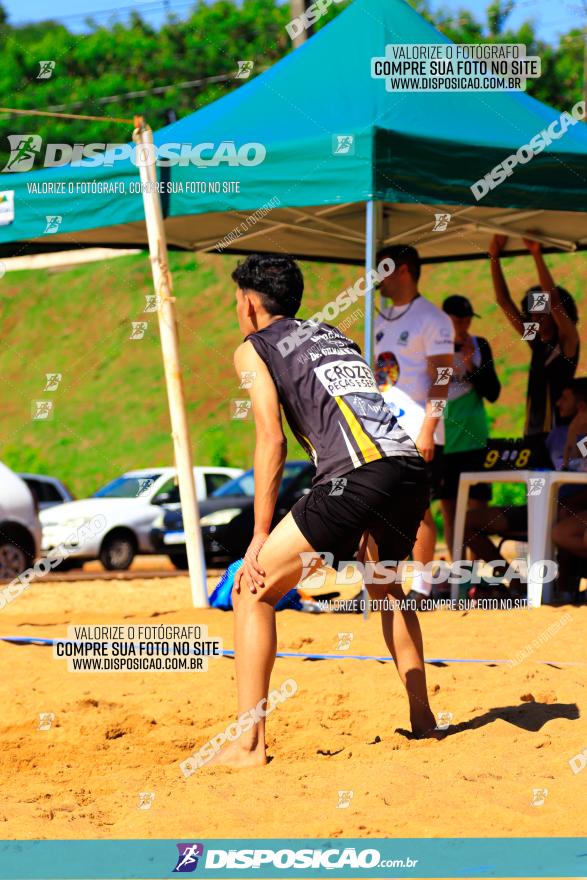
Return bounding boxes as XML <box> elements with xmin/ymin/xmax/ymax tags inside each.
<box><xmin>525</xmin><ymin>338</ymin><xmax>580</xmax><ymax>436</ymax></box>
<box><xmin>246</xmin><ymin>318</ymin><xmax>419</xmax><ymax>486</ymax></box>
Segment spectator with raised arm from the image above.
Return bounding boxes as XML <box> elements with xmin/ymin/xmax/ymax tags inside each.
<box><xmin>488</xmin><ymin>235</ymin><xmax>579</xmax><ymax>438</ymax></box>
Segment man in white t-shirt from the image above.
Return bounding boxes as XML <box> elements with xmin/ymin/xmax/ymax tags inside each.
<box><xmin>374</xmin><ymin>245</ymin><xmax>454</xmax><ymax>605</ymax></box>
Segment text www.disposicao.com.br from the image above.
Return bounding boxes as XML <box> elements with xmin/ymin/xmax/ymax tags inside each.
<box><xmin>69</xmin><ymin>656</ymin><xmax>202</xmax><ymax>671</ymax></box>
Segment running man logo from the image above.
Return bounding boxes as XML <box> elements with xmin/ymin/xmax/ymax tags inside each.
<box><xmin>236</xmin><ymin>61</ymin><xmax>254</xmax><ymax>79</ymax></box>
<box><xmin>3</xmin><ymin>137</ymin><xmax>265</xmax><ymax>170</ymax></box>
<box><xmin>337</xmin><ymin>790</ymin><xmax>354</xmax><ymax>809</ymax></box>
<box><xmin>299</xmin><ymin>551</ymin><xmax>334</xmax><ymax>588</ymax></box>
<box><xmin>3</xmin><ymin>135</ymin><xmax>43</xmax><ymax>172</ymax></box>
<box><xmin>136</xmin><ymin>478</ymin><xmax>154</xmax><ymax>497</ymax></box>
<box><xmin>335</xmin><ymin>632</ymin><xmax>354</xmax><ymax>650</ymax></box>
<box><xmin>173</xmin><ymin>843</ymin><xmax>204</xmax><ymax>873</ymax></box>
<box><xmin>44</xmin><ymin>373</ymin><xmax>62</xmax><ymax>391</ymax></box>
<box><xmin>38</xmin><ymin>712</ymin><xmax>55</xmax><ymax>730</ymax></box>
<box><xmin>32</xmin><ymin>400</ymin><xmax>54</xmax><ymax>420</ymax></box>
<box><xmin>130</xmin><ymin>322</ymin><xmax>148</xmax><ymax>340</ymax></box>
<box><xmin>429</xmin><ymin>399</ymin><xmax>447</xmax><ymax>417</ymax></box>
<box><xmin>138</xmin><ymin>792</ymin><xmax>155</xmax><ymax>810</ymax></box>
<box><xmin>522</xmin><ymin>322</ymin><xmax>539</xmax><ymax>341</ymax></box>
<box><xmin>239</xmin><ymin>370</ymin><xmax>256</xmax><ymax>389</ymax></box>
<box><xmin>332</xmin><ymin>135</ymin><xmax>355</xmax><ymax>155</ymax></box>
<box><xmin>353</xmin><ymin>396</ymin><xmax>384</xmax><ymax>419</ymax></box>
<box><xmin>44</xmin><ymin>215</ymin><xmax>62</xmax><ymax>234</ymax></box>
<box><xmin>528</xmin><ymin>477</ymin><xmax>546</xmax><ymax>496</ymax></box>
<box><xmin>434</xmin><ymin>366</ymin><xmax>453</xmax><ymax>385</ymax></box>
<box><xmin>436</xmin><ymin>711</ymin><xmax>453</xmax><ymax>731</ymax></box>
<box><xmin>433</xmin><ymin>212</ymin><xmax>451</xmax><ymax>232</ymax></box>
<box><xmin>37</xmin><ymin>60</ymin><xmax>56</xmax><ymax>79</ymax></box>
<box><xmin>352</xmin><ymin>395</ymin><xmax>368</xmax><ymax>416</ymax></box>
<box><xmin>231</xmin><ymin>399</ymin><xmax>252</xmax><ymax>420</ymax></box>
<box><xmin>329</xmin><ymin>477</ymin><xmax>347</xmax><ymax>496</ymax></box>
<box><xmin>144</xmin><ymin>294</ymin><xmax>161</xmax><ymax>313</ymax></box>
<box><xmin>531</xmin><ymin>788</ymin><xmax>548</xmax><ymax>807</ymax></box>
<box><xmin>529</xmin><ymin>291</ymin><xmax>550</xmax><ymax>313</ymax></box>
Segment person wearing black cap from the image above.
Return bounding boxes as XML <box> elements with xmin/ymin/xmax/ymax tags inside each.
<box><xmin>489</xmin><ymin>235</ymin><xmax>579</xmax><ymax>438</ymax></box>
<box><xmin>439</xmin><ymin>295</ymin><xmax>501</xmax><ymax>556</ymax></box>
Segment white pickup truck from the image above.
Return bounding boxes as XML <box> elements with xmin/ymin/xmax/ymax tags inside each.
<box><xmin>40</xmin><ymin>466</ymin><xmax>242</xmax><ymax>571</ymax></box>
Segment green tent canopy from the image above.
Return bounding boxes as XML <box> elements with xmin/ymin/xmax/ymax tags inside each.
<box><xmin>1</xmin><ymin>0</ymin><xmax>586</xmax><ymax>263</ymax></box>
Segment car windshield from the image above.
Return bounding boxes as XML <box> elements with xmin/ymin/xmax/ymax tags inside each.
<box><xmin>211</xmin><ymin>463</ymin><xmax>308</xmax><ymax>498</ymax></box>
<box><xmin>93</xmin><ymin>474</ymin><xmax>161</xmax><ymax>499</ymax></box>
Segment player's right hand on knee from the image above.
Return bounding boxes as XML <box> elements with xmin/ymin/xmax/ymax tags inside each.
<box><xmin>235</xmin><ymin>533</ymin><xmax>268</xmax><ymax>594</ymax></box>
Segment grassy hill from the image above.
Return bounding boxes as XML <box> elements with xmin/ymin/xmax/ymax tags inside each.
<box><xmin>1</xmin><ymin>249</ymin><xmax>585</xmax><ymax>499</ymax></box>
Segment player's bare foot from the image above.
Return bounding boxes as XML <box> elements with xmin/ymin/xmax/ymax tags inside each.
<box><xmin>411</xmin><ymin>708</ymin><xmax>446</xmax><ymax>739</ymax></box>
<box><xmin>414</xmin><ymin>725</ymin><xmax>448</xmax><ymax>740</ymax></box>
<box><xmin>205</xmin><ymin>739</ymin><xmax>267</xmax><ymax>769</ymax></box>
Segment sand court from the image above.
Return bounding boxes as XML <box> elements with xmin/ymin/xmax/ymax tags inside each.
<box><xmin>0</xmin><ymin>574</ymin><xmax>584</xmax><ymax>842</ymax></box>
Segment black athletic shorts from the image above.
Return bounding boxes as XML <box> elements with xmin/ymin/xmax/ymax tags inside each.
<box><xmin>438</xmin><ymin>448</ymin><xmax>492</xmax><ymax>502</ymax></box>
<box><xmin>291</xmin><ymin>456</ymin><xmax>430</xmax><ymax>568</ymax></box>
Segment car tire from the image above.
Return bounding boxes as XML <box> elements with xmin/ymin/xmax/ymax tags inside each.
<box><xmin>0</xmin><ymin>540</ymin><xmax>33</xmax><ymax>579</ymax></box>
<box><xmin>168</xmin><ymin>553</ymin><xmax>188</xmax><ymax>570</ymax></box>
<box><xmin>99</xmin><ymin>532</ymin><xmax>136</xmax><ymax>571</ymax></box>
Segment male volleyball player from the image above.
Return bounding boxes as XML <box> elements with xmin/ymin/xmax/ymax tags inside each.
<box><xmin>212</xmin><ymin>254</ymin><xmax>439</xmax><ymax>768</ymax></box>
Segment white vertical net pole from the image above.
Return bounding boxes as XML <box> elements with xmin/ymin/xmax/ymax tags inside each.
<box><xmin>132</xmin><ymin>117</ymin><xmax>208</xmax><ymax>607</ymax></box>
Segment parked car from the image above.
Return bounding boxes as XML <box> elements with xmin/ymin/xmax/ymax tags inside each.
<box><xmin>0</xmin><ymin>462</ymin><xmax>41</xmax><ymax>578</ymax></box>
<box><xmin>40</xmin><ymin>466</ymin><xmax>243</xmax><ymax>571</ymax></box>
<box><xmin>151</xmin><ymin>461</ymin><xmax>315</xmax><ymax>568</ymax></box>
<box><xmin>19</xmin><ymin>473</ymin><xmax>75</xmax><ymax>511</ymax></box>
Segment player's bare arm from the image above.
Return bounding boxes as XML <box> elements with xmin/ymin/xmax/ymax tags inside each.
<box><xmin>524</xmin><ymin>237</ymin><xmax>579</xmax><ymax>359</ymax></box>
<box><xmin>233</xmin><ymin>340</ymin><xmax>287</xmax><ymax>595</ymax></box>
<box><xmin>489</xmin><ymin>234</ymin><xmax>525</xmax><ymax>336</ymax></box>
<box><xmin>416</xmin><ymin>353</ymin><xmax>453</xmax><ymax>462</ymax></box>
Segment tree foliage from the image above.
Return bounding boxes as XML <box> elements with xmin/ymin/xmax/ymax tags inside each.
<box><xmin>412</xmin><ymin>0</ymin><xmax>584</xmax><ymax>108</ymax></box>
<box><xmin>0</xmin><ymin>0</ymin><xmax>582</xmax><ymax>168</ymax></box>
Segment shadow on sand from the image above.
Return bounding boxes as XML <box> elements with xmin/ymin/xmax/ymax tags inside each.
<box><xmin>395</xmin><ymin>701</ymin><xmax>580</xmax><ymax>740</ymax></box>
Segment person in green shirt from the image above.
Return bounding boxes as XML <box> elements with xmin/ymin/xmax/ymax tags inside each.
<box><xmin>439</xmin><ymin>295</ymin><xmax>501</xmax><ymax>557</ymax></box>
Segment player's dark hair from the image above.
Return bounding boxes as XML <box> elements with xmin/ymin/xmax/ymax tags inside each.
<box><xmin>520</xmin><ymin>285</ymin><xmax>578</xmax><ymax>324</ymax></box>
<box><xmin>568</xmin><ymin>377</ymin><xmax>587</xmax><ymax>407</ymax></box>
<box><xmin>376</xmin><ymin>244</ymin><xmax>421</xmax><ymax>282</ymax></box>
<box><xmin>232</xmin><ymin>254</ymin><xmax>304</xmax><ymax>317</ymax></box>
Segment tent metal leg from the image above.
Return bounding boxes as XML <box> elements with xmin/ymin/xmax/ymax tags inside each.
<box><xmin>364</xmin><ymin>200</ymin><xmax>379</xmax><ymax>368</ymax></box>
<box><xmin>133</xmin><ymin>118</ymin><xmax>208</xmax><ymax>607</ymax></box>
<box><xmin>362</xmin><ymin>200</ymin><xmax>382</xmax><ymax>620</ymax></box>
